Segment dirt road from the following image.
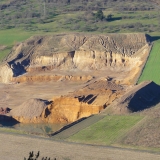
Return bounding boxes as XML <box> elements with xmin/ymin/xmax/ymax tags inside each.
<box><xmin>0</xmin><ymin>132</ymin><xmax>160</xmax><ymax>160</ymax></box>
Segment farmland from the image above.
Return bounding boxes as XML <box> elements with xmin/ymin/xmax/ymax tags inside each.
<box><xmin>138</xmin><ymin>39</ymin><xmax>160</xmax><ymax>84</ymax></box>
<box><xmin>67</xmin><ymin>115</ymin><xmax>143</xmax><ymax>146</ymax></box>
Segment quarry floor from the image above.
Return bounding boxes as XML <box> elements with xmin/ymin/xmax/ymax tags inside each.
<box><xmin>0</xmin><ymin>132</ymin><xmax>160</xmax><ymax>160</ymax></box>
<box><xmin>0</xmin><ymin>70</ymin><xmax>127</xmax><ymax>109</ymax></box>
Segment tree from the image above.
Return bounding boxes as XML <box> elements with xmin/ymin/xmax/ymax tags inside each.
<box><xmin>95</xmin><ymin>9</ymin><xmax>104</xmax><ymax>21</ymax></box>
<box><xmin>24</xmin><ymin>151</ymin><xmax>53</xmax><ymax>160</ymax></box>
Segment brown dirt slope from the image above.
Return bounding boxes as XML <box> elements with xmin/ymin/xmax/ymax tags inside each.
<box><xmin>103</xmin><ymin>81</ymin><xmax>160</xmax><ymax>114</ymax></box>
<box><xmin>8</xmin><ymin>98</ymin><xmax>48</xmax><ymax>122</ymax></box>
<box><xmin>5</xmin><ymin>78</ymin><xmax>124</xmax><ymax>123</ymax></box>
<box><xmin>0</xmin><ymin>33</ymin><xmax>151</xmax><ymax>83</ymax></box>
<box><xmin>121</xmin><ymin>103</ymin><xmax>160</xmax><ymax>148</ymax></box>
<box><xmin>122</xmin><ymin>116</ymin><xmax>160</xmax><ymax>148</ymax></box>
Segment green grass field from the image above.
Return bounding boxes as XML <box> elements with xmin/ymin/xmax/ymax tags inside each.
<box><xmin>0</xmin><ymin>29</ymin><xmax>35</xmax><ymax>46</ymax></box>
<box><xmin>138</xmin><ymin>40</ymin><xmax>160</xmax><ymax>84</ymax></box>
<box><xmin>67</xmin><ymin>115</ymin><xmax>143</xmax><ymax>145</ymax></box>
<box><xmin>0</xmin><ymin>28</ymin><xmax>46</xmax><ymax>62</ymax></box>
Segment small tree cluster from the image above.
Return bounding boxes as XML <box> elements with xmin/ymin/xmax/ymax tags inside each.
<box><xmin>95</xmin><ymin>9</ymin><xmax>104</xmax><ymax>21</ymax></box>
<box><xmin>24</xmin><ymin>151</ymin><xmax>56</xmax><ymax>160</ymax></box>
<box><xmin>94</xmin><ymin>9</ymin><xmax>113</xmax><ymax>21</ymax></box>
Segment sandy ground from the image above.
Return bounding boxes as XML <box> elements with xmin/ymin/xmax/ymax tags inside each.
<box><xmin>0</xmin><ymin>132</ymin><xmax>160</xmax><ymax>160</ymax></box>
<box><xmin>0</xmin><ymin>70</ymin><xmax>127</xmax><ymax>109</ymax></box>
<box><xmin>0</xmin><ymin>81</ymin><xmax>85</xmax><ymax>109</ymax></box>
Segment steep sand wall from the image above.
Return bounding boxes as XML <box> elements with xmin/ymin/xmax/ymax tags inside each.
<box><xmin>0</xmin><ymin>64</ymin><xmax>13</xmax><ymax>83</ymax></box>
<box><xmin>0</xmin><ymin>33</ymin><xmax>150</xmax><ymax>83</ymax></box>
<box><xmin>10</xmin><ymin>97</ymin><xmax>104</xmax><ymax>123</ymax></box>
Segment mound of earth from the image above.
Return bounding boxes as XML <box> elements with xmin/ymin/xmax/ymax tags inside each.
<box><xmin>8</xmin><ymin>96</ymin><xmax>104</xmax><ymax>123</ymax></box>
<box><xmin>41</xmin><ymin>79</ymin><xmax>124</xmax><ymax>123</ymax></box>
<box><xmin>0</xmin><ymin>33</ymin><xmax>151</xmax><ymax>84</ymax></box>
<box><xmin>70</xmin><ymin>78</ymin><xmax>124</xmax><ymax>106</ymax></box>
<box><xmin>6</xmin><ymin>78</ymin><xmax>124</xmax><ymax>123</ymax></box>
<box><xmin>8</xmin><ymin>98</ymin><xmax>48</xmax><ymax>123</ymax></box>
<box><xmin>103</xmin><ymin>81</ymin><xmax>160</xmax><ymax>114</ymax></box>
<box><xmin>41</xmin><ymin>96</ymin><xmax>104</xmax><ymax>123</ymax></box>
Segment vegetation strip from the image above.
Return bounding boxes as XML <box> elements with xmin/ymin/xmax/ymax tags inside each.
<box><xmin>67</xmin><ymin>115</ymin><xmax>143</xmax><ymax>145</ymax></box>
<box><xmin>138</xmin><ymin>40</ymin><xmax>160</xmax><ymax>84</ymax></box>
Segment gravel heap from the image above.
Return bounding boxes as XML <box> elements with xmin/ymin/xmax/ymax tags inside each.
<box><xmin>9</xmin><ymin>98</ymin><xmax>47</xmax><ymax>118</ymax></box>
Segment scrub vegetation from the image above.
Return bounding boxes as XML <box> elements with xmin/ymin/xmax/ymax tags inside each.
<box><xmin>0</xmin><ymin>0</ymin><xmax>160</xmax><ymax>62</ymax></box>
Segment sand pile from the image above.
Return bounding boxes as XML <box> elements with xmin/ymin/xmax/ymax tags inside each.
<box><xmin>9</xmin><ymin>98</ymin><xmax>47</xmax><ymax>119</ymax></box>
<box><xmin>85</xmin><ymin>79</ymin><xmax>123</xmax><ymax>91</ymax></box>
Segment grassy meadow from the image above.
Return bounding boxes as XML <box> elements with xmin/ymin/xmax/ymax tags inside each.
<box><xmin>138</xmin><ymin>39</ymin><xmax>160</xmax><ymax>84</ymax></box>
<box><xmin>0</xmin><ymin>29</ymin><xmax>32</xmax><ymax>61</ymax></box>
<box><xmin>67</xmin><ymin>115</ymin><xmax>143</xmax><ymax>145</ymax></box>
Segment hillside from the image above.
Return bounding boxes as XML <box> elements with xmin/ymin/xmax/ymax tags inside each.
<box><xmin>0</xmin><ymin>33</ymin><xmax>150</xmax><ymax>83</ymax></box>
<box><xmin>1</xmin><ymin>0</ymin><xmax>160</xmax><ymax>154</ymax></box>
<box><xmin>0</xmin><ymin>0</ymin><xmax>159</xmax><ymax>65</ymax></box>
<box><xmin>104</xmin><ymin>81</ymin><xmax>160</xmax><ymax>114</ymax></box>
<box><xmin>0</xmin><ymin>0</ymin><xmax>158</xmax><ymax>34</ymax></box>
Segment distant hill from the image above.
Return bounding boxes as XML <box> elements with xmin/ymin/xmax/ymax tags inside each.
<box><xmin>0</xmin><ymin>0</ymin><xmax>157</xmax><ymax>32</ymax></box>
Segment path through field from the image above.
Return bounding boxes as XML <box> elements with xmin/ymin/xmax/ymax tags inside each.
<box><xmin>0</xmin><ymin>132</ymin><xmax>160</xmax><ymax>160</ymax></box>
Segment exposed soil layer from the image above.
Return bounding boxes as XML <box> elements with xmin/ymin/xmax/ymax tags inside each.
<box><xmin>0</xmin><ymin>33</ymin><xmax>150</xmax><ymax>84</ymax></box>
<box><xmin>103</xmin><ymin>81</ymin><xmax>160</xmax><ymax>114</ymax></box>
<box><xmin>0</xmin><ymin>33</ymin><xmax>153</xmax><ymax>124</ymax></box>
<box><xmin>7</xmin><ymin>78</ymin><xmax>124</xmax><ymax>123</ymax></box>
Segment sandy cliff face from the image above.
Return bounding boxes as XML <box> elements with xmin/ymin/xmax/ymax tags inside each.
<box><xmin>9</xmin><ymin>97</ymin><xmax>104</xmax><ymax>123</ymax></box>
<box><xmin>0</xmin><ymin>64</ymin><xmax>13</xmax><ymax>83</ymax></box>
<box><xmin>42</xmin><ymin>97</ymin><xmax>104</xmax><ymax>123</ymax></box>
<box><xmin>0</xmin><ymin>33</ymin><xmax>150</xmax><ymax>83</ymax></box>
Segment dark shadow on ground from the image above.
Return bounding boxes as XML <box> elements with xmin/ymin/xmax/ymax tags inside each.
<box><xmin>150</xmin><ymin>36</ymin><xmax>160</xmax><ymax>42</ymax></box>
<box><xmin>107</xmin><ymin>17</ymin><xmax>122</xmax><ymax>22</ymax></box>
<box><xmin>127</xmin><ymin>82</ymin><xmax>160</xmax><ymax>112</ymax></box>
<box><xmin>49</xmin><ymin>116</ymin><xmax>88</xmax><ymax>136</ymax></box>
<box><xmin>0</xmin><ymin>115</ymin><xmax>19</xmax><ymax>126</ymax></box>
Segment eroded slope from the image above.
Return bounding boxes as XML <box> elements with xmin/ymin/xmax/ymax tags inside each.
<box><xmin>103</xmin><ymin>81</ymin><xmax>160</xmax><ymax>114</ymax></box>
<box><xmin>0</xmin><ymin>33</ymin><xmax>153</xmax><ymax>124</ymax></box>
<box><xmin>0</xmin><ymin>33</ymin><xmax>150</xmax><ymax>84</ymax></box>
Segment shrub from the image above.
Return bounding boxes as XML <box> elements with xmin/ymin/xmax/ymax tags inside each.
<box><xmin>24</xmin><ymin>151</ymin><xmax>55</xmax><ymax>160</ymax></box>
